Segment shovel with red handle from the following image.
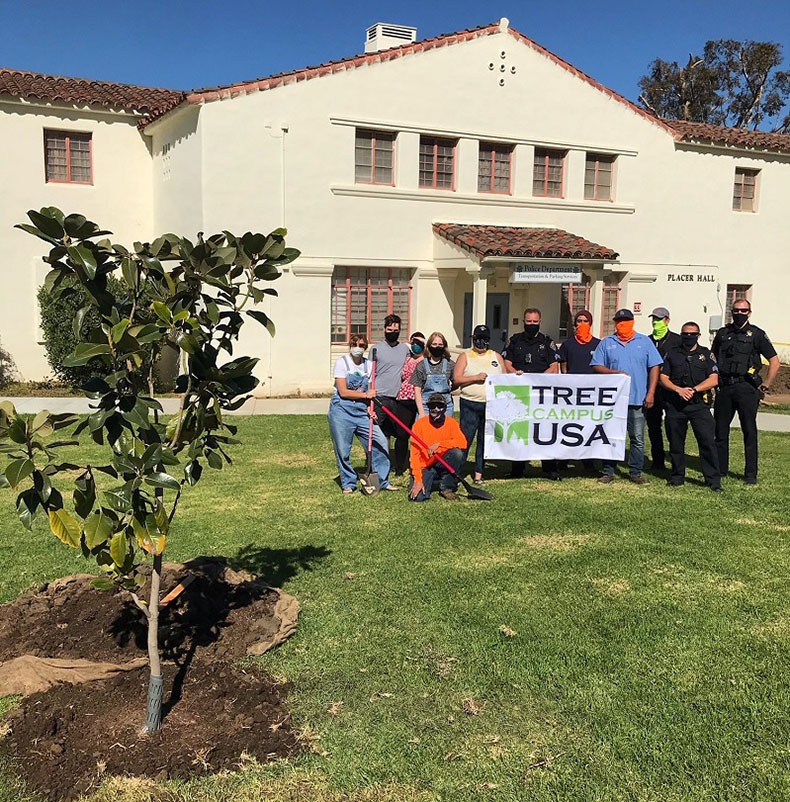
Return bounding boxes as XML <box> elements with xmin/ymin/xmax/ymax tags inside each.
<box><xmin>359</xmin><ymin>347</ymin><xmax>381</xmax><ymax>496</ymax></box>
<box><xmin>374</xmin><ymin>398</ymin><xmax>493</xmax><ymax>501</ymax></box>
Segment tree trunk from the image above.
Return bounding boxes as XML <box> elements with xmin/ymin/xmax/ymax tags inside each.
<box><xmin>144</xmin><ymin>553</ymin><xmax>163</xmax><ymax>733</ymax></box>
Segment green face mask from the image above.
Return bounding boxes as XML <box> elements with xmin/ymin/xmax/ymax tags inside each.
<box><xmin>652</xmin><ymin>319</ymin><xmax>669</xmax><ymax>339</ymax></box>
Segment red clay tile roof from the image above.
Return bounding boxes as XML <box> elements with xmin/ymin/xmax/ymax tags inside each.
<box><xmin>433</xmin><ymin>224</ymin><xmax>618</xmax><ymax>261</ymax></box>
<box><xmin>0</xmin><ymin>67</ymin><xmax>184</xmax><ymax>118</ymax></box>
<box><xmin>665</xmin><ymin>120</ymin><xmax>790</xmax><ymax>154</ymax></box>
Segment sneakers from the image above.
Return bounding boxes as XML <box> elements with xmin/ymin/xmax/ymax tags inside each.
<box><xmin>710</xmin><ymin>485</ymin><xmax>724</xmax><ymax>493</ymax></box>
<box><xmin>544</xmin><ymin>472</ymin><xmax>562</xmax><ymax>482</ymax></box>
<box><xmin>744</xmin><ymin>478</ymin><xmax>758</xmax><ymax>485</ymax></box>
<box><xmin>439</xmin><ymin>489</ymin><xmax>459</xmax><ymax>501</ymax></box>
<box><xmin>667</xmin><ymin>480</ymin><xmax>684</xmax><ymax>487</ymax></box>
<box><xmin>472</xmin><ymin>477</ymin><xmax>486</xmax><ymax>486</ymax></box>
<box><xmin>630</xmin><ymin>475</ymin><xmax>650</xmax><ymax>486</ymax></box>
<box><xmin>597</xmin><ymin>474</ymin><xmax>614</xmax><ymax>484</ymax></box>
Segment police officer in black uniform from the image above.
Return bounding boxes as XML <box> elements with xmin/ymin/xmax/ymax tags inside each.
<box><xmin>502</xmin><ymin>307</ymin><xmax>561</xmax><ymax>480</ymax></box>
<box><xmin>646</xmin><ymin>306</ymin><xmax>681</xmax><ymax>471</ymax></box>
<box><xmin>659</xmin><ymin>321</ymin><xmax>722</xmax><ymax>492</ymax></box>
<box><xmin>712</xmin><ymin>299</ymin><xmax>780</xmax><ymax>484</ymax></box>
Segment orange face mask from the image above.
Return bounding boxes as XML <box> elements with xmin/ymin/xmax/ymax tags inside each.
<box><xmin>575</xmin><ymin>321</ymin><xmax>592</xmax><ymax>344</ymax></box>
<box><xmin>615</xmin><ymin>320</ymin><xmax>635</xmax><ymax>342</ymax></box>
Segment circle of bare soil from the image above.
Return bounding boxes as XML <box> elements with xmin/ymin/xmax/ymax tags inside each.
<box><xmin>0</xmin><ymin>557</ymin><xmax>301</xmax><ymax>801</ymax></box>
<box><xmin>5</xmin><ymin>661</ymin><xmax>298</xmax><ymax>801</ymax></box>
<box><xmin>0</xmin><ymin>557</ymin><xmax>287</xmax><ymax>665</ymax></box>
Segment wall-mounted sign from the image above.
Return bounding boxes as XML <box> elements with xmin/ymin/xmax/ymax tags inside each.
<box><xmin>510</xmin><ymin>264</ymin><xmax>583</xmax><ymax>284</ymax></box>
<box><xmin>633</xmin><ymin>302</ymin><xmax>642</xmax><ymax>315</ymax></box>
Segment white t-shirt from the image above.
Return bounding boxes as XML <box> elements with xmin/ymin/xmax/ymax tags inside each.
<box><xmin>332</xmin><ymin>356</ymin><xmax>371</xmax><ymax>398</ymax></box>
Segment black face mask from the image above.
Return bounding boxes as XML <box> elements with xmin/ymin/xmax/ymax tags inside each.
<box><xmin>524</xmin><ymin>323</ymin><xmax>540</xmax><ymax>338</ymax></box>
<box><xmin>732</xmin><ymin>312</ymin><xmax>749</xmax><ymax>328</ymax></box>
<box><xmin>384</xmin><ymin>330</ymin><xmax>400</xmax><ymax>344</ymax></box>
<box><xmin>472</xmin><ymin>338</ymin><xmax>489</xmax><ymax>350</ymax></box>
<box><xmin>681</xmin><ymin>333</ymin><xmax>700</xmax><ymax>349</ymax></box>
<box><xmin>428</xmin><ymin>345</ymin><xmax>445</xmax><ymax>358</ymax></box>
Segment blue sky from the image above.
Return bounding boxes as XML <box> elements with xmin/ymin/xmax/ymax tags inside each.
<box><xmin>1</xmin><ymin>0</ymin><xmax>788</xmax><ymax>108</ymax></box>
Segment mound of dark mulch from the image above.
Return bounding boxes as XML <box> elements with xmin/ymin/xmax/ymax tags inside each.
<box><xmin>5</xmin><ymin>660</ymin><xmax>298</xmax><ymax>801</ymax></box>
<box><xmin>0</xmin><ymin>557</ymin><xmax>283</xmax><ymax>665</ymax></box>
<box><xmin>0</xmin><ymin>557</ymin><xmax>302</xmax><ymax>801</ymax></box>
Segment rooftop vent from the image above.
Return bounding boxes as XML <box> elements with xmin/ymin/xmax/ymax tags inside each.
<box><xmin>365</xmin><ymin>23</ymin><xmax>417</xmax><ymax>54</ymax></box>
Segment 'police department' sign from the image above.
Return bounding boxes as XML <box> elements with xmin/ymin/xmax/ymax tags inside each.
<box><xmin>485</xmin><ymin>374</ymin><xmax>631</xmax><ymax>460</ymax></box>
<box><xmin>510</xmin><ymin>264</ymin><xmax>583</xmax><ymax>283</ymax></box>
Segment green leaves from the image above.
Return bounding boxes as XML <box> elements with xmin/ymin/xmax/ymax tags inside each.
<box><xmin>246</xmin><ymin>309</ymin><xmax>275</xmax><ymax>336</ymax></box>
<box><xmin>11</xmin><ymin>212</ymin><xmax>294</xmax><ymax>596</ymax></box>
<box><xmin>62</xmin><ymin>342</ymin><xmax>112</xmax><ymax>367</ymax></box>
<box><xmin>67</xmin><ymin>245</ymin><xmax>98</xmax><ymax>279</ymax></box>
<box><xmin>145</xmin><ymin>472</ymin><xmax>181</xmax><ymax>490</ymax></box>
<box><xmin>48</xmin><ymin>508</ymin><xmax>81</xmax><ymax>548</ymax></box>
<box><xmin>84</xmin><ymin>509</ymin><xmax>113</xmax><ymax>548</ymax></box>
<box><xmin>6</xmin><ymin>458</ymin><xmax>34</xmax><ymax>489</ymax></box>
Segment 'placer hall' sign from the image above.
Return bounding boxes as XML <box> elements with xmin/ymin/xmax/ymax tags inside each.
<box><xmin>484</xmin><ymin>374</ymin><xmax>632</xmax><ymax>460</ymax></box>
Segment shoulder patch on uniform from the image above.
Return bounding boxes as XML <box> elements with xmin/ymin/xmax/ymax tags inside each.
<box><xmin>746</xmin><ymin>330</ymin><xmax>753</xmax><ymax>337</ymax></box>
<box><xmin>698</xmin><ymin>354</ymin><xmax>705</xmax><ymax>360</ymax></box>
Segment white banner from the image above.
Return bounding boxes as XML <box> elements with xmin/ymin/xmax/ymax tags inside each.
<box><xmin>484</xmin><ymin>374</ymin><xmax>632</xmax><ymax>460</ymax></box>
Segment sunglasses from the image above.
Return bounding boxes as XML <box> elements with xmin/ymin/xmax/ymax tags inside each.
<box><xmin>427</xmin><ymin>403</ymin><xmax>447</xmax><ymax>411</ymax></box>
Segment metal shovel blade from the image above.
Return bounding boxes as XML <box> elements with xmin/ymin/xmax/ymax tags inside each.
<box><xmin>460</xmin><ymin>477</ymin><xmax>493</xmax><ymax>501</ymax></box>
<box><xmin>359</xmin><ymin>470</ymin><xmax>381</xmax><ymax>496</ymax></box>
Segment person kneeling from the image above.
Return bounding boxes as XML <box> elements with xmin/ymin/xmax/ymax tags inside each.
<box><xmin>409</xmin><ymin>393</ymin><xmax>467</xmax><ymax>502</ymax></box>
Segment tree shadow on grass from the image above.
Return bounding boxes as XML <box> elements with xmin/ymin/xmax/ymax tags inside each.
<box><xmin>229</xmin><ymin>543</ymin><xmax>332</xmax><ymax>586</ymax></box>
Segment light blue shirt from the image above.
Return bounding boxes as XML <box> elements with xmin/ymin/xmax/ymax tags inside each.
<box><xmin>590</xmin><ymin>332</ymin><xmax>663</xmax><ymax>406</ymax></box>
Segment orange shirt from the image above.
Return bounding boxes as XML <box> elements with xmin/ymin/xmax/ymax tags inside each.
<box><xmin>410</xmin><ymin>416</ymin><xmax>467</xmax><ymax>482</ymax></box>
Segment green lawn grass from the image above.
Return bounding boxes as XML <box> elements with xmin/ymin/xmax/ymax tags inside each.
<box><xmin>2</xmin><ymin>417</ymin><xmax>790</xmax><ymax>801</ymax></box>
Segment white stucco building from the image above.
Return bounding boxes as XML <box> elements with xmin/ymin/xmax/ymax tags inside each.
<box><xmin>2</xmin><ymin>19</ymin><xmax>789</xmax><ymax>394</ymax></box>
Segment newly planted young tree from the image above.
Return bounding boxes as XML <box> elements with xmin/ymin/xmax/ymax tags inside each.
<box><xmin>1</xmin><ymin>207</ymin><xmax>298</xmax><ymax>732</ymax></box>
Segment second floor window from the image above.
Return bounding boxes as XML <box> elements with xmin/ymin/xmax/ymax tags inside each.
<box><xmin>44</xmin><ymin>130</ymin><xmax>92</xmax><ymax>184</ymax></box>
<box><xmin>533</xmin><ymin>148</ymin><xmax>565</xmax><ymax>197</ymax></box>
<box><xmin>584</xmin><ymin>153</ymin><xmax>615</xmax><ymax>201</ymax></box>
<box><xmin>478</xmin><ymin>142</ymin><xmax>513</xmax><ymax>193</ymax></box>
<box><xmin>733</xmin><ymin>168</ymin><xmax>759</xmax><ymax>212</ymax></box>
<box><xmin>355</xmin><ymin>129</ymin><xmax>395</xmax><ymax>185</ymax></box>
<box><xmin>419</xmin><ymin>136</ymin><xmax>455</xmax><ymax>189</ymax></box>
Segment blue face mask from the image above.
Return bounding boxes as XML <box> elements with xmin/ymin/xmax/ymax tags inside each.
<box><xmin>410</xmin><ymin>342</ymin><xmax>424</xmax><ymax>355</ymax></box>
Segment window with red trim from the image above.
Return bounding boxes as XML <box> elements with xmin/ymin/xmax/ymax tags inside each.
<box><xmin>355</xmin><ymin>129</ymin><xmax>395</xmax><ymax>185</ymax></box>
<box><xmin>478</xmin><ymin>142</ymin><xmax>513</xmax><ymax>194</ymax></box>
<box><xmin>532</xmin><ymin>148</ymin><xmax>565</xmax><ymax>197</ymax></box>
<box><xmin>559</xmin><ymin>277</ymin><xmax>592</xmax><ymax>338</ymax></box>
<box><xmin>584</xmin><ymin>153</ymin><xmax>615</xmax><ymax>201</ymax></box>
<box><xmin>732</xmin><ymin>168</ymin><xmax>759</xmax><ymax>212</ymax></box>
<box><xmin>725</xmin><ymin>284</ymin><xmax>752</xmax><ymax>320</ymax></box>
<box><xmin>419</xmin><ymin>136</ymin><xmax>456</xmax><ymax>190</ymax></box>
<box><xmin>44</xmin><ymin>130</ymin><xmax>92</xmax><ymax>184</ymax></box>
<box><xmin>600</xmin><ymin>275</ymin><xmax>621</xmax><ymax>337</ymax></box>
<box><xmin>331</xmin><ymin>267</ymin><xmax>412</xmax><ymax>344</ymax></box>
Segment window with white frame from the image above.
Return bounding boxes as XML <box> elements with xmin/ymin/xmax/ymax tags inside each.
<box><xmin>331</xmin><ymin>267</ymin><xmax>412</xmax><ymax>344</ymax></box>
<box><xmin>419</xmin><ymin>136</ymin><xmax>456</xmax><ymax>189</ymax></box>
<box><xmin>732</xmin><ymin>168</ymin><xmax>759</xmax><ymax>212</ymax></box>
<box><xmin>725</xmin><ymin>284</ymin><xmax>752</xmax><ymax>320</ymax></box>
<box><xmin>355</xmin><ymin>129</ymin><xmax>395</xmax><ymax>185</ymax></box>
<box><xmin>478</xmin><ymin>142</ymin><xmax>513</xmax><ymax>193</ymax></box>
<box><xmin>584</xmin><ymin>153</ymin><xmax>615</xmax><ymax>201</ymax></box>
<box><xmin>533</xmin><ymin>148</ymin><xmax>565</xmax><ymax>197</ymax></box>
<box><xmin>44</xmin><ymin>130</ymin><xmax>92</xmax><ymax>183</ymax></box>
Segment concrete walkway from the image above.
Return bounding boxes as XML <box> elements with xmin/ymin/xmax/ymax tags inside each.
<box><xmin>2</xmin><ymin>396</ymin><xmax>789</xmax><ymax>431</ymax></box>
<box><xmin>0</xmin><ymin>396</ymin><xmax>330</xmax><ymax>416</ymax></box>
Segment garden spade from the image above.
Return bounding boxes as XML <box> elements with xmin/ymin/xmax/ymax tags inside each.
<box><xmin>359</xmin><ymin>347</ymin><xmax>381</xmax><ymax>496</ymax></box>
<box><xmin>374</xmin><ymin>399</ymin><xmax>493</xmax><ymax>501</ymax></box>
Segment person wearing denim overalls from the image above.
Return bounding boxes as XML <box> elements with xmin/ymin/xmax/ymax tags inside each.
<box><xmin>328</xmin><ymin>336</ymin><xmax>392</xmax><ymax>494</ymax></box>
<box><xmin>412</xmin><ymin>331</ymin><xmax>455</xmax><ymax>418</ymax></box>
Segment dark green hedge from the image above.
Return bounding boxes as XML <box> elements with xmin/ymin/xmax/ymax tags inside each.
<box><xmin>37</xmin><ymin>278</ymin><xmax>171</xmax><ymax>389</ymax></box>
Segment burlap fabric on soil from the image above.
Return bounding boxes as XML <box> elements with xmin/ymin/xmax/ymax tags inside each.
<box><xmin>0</xmin><ymin>557</ymin><xmax>299</xmax><ymax>696</ymax></box>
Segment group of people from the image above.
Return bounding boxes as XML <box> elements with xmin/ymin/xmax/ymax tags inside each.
<box><xmin>328</xmin><ymin>299</ymin><xmax>780</xmax><ymax>500</ymax></box>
